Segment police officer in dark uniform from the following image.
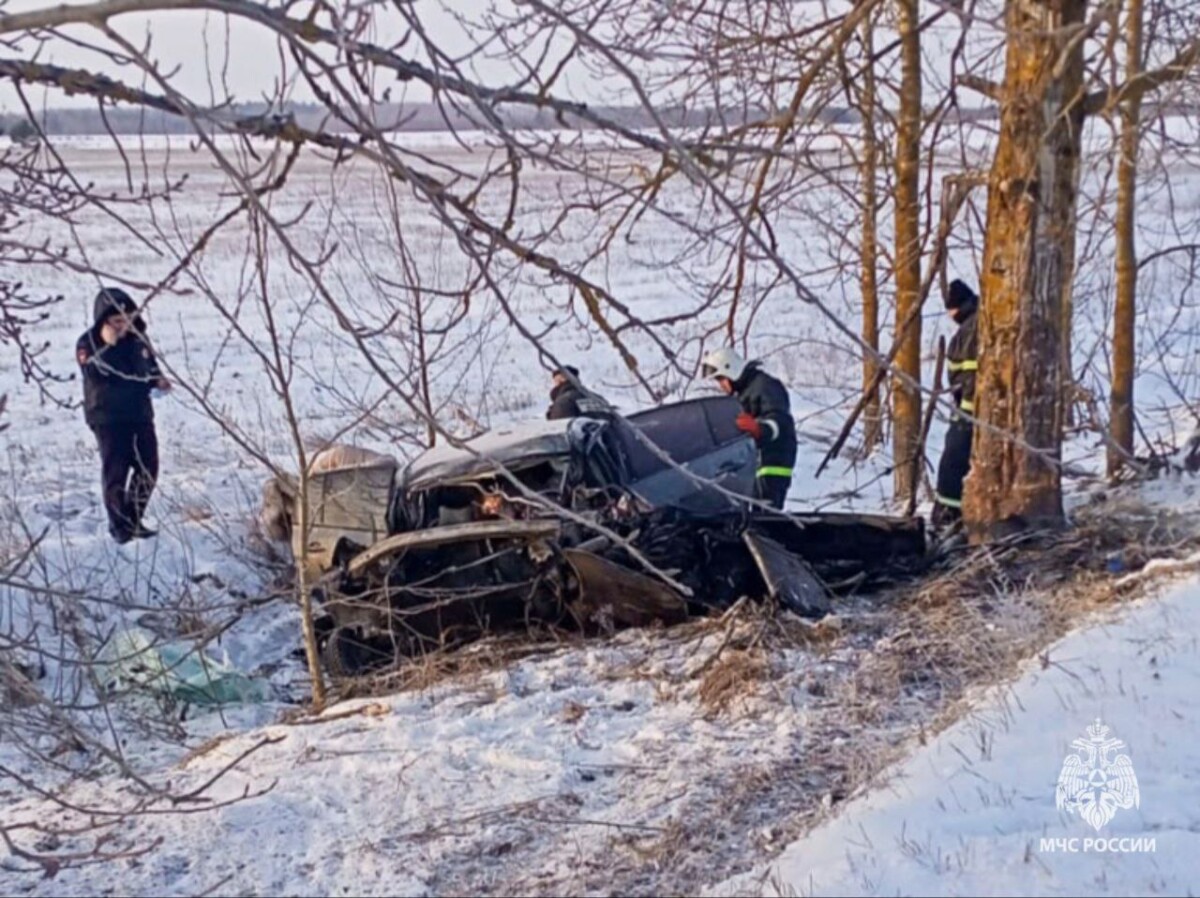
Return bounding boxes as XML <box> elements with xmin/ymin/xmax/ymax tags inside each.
<box><xmin>933</xmin><ymin>279</ymin><xmax>979</xmax><ymax>527</ymax></box>
<box><xmin>76</xmin><ymin>288</ymin><xmax>171</xmax><ymax>543</ymax></box>
<box><xmin>701</xmin><ymin>348</ymin><xmax>798</xmax><ymax>509</ymax></box>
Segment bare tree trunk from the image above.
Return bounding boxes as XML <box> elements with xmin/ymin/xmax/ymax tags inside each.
<box><xmin>860</xmin><ymin>13</ymin><xmax>883</xmax><ymax>453</ymax></box>
<box><xmin>248</xmin><ymin>206</ymin><xmax>327</xmax><ymax>710</ymax></box>
<box><xmin>964</xmin><ymin>0</ymin><xmax>1088</xmax><ymax>538</ymax></box>
<box><xmin>1059</xmin><ymin>172</ymin><xmax>1081</xmax><ymax>429</ymax></box>
<box><xmin>892</xmin><ymin>0</ymin><xmax>922</xmax><ymax>501</ymax></box>
<box><xmin>1109</xmin><ymin>0</ymin><xmax>1143</xmax><ymax>477</ymax></box>
<box><xmin>295</xmin><ymin>469</ymin><xmax>327</xmax><ymax>711</ymax></box>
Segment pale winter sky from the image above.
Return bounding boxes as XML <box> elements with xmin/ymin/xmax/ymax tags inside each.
<box><xmin>0</xmin><ymin>0</ymin><xmax>998</xmax><ymax>115</ymax></box>
<box><xmin>0</xmin><ymin>0</ymin><xmax>606</xmax><ymax>112</ymax></box>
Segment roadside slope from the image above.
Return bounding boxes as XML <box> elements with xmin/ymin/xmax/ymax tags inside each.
<box><xmin>712</xmin><ymin>574</ymin><xmax>1200</xmax><ymax>897</ymax></box>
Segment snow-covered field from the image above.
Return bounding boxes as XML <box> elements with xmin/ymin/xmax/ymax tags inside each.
<box><xmin>1</xmin><ymin>620</ymin><xmax>842</xmax><ymax>896</ymax></box>
<box><xmin>3</xmin><ymin>129</ymin><xmax>1200</xmax><ymax>895</ymax></box>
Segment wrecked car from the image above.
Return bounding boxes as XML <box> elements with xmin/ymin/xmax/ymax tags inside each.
<box><xmin>271</xmin><ymin>396</ymin><xmax>926</xmax><ymax>676</ymax></box>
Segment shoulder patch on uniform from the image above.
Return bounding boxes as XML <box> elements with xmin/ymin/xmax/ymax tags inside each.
<box><xmin>77</xmin><ymin>347</ymin><xmax>90</xmax><ymax>365</ymax></box>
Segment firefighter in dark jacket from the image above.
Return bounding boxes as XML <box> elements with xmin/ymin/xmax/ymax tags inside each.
<box><xmin>933</xmin><ymin>279</ymin><xmax>979</xmax><ymax>527</ymax></box>
<box><xmin>702</xmin><ymin>348</ymin><xmax>798</xmax><ymax>509</ymax></box>
<box><xmin>546</xmin><ymin>366</ymin><xmax>609</xmax><ymax>420</ymax></box>
<box><xmin>76</xmin><ymin>288</ymin><xmax>171</xmax><ymax>543</ymax></box>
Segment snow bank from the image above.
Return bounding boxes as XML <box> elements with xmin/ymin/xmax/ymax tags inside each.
<box><xmin>711</xmin><ymin>578</ymin><xmax>1200</xmax><ymax>897</ymax></box>
<box><xmin>0</xmin><ymin>620</ymin><xmax>828</xmax><ymax>896</ymax></box>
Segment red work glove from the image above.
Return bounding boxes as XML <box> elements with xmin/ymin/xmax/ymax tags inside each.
<box><xmin>735</xmin><ymin>412</ymin><xmax>762</xmax><ymax>440</ymax></box>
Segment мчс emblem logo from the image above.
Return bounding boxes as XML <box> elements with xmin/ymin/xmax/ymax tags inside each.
<box><xmin>1055</xmin><ymin>719</ymin><xmax>1140</xmax><ymax>831</ymax></box>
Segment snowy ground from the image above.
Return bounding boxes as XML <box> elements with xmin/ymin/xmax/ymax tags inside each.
<box><xmin>712</xmin><ymin>571</ymin><xmax>1200</xmax><ymax>898</ymax></box>
<box><xmin>3</xmin><ymin>132</ymin><xmax>1200</xmax><ymax>895</ymax></box>
<box><xmin>2</xmin><ymin>622</ymin><xmax>834</xmax><ymax>896</ymax></box>
<box><xmin>5</xmin><ymin>479</ymin><xmax>1200</xmax><ymax>897</ymax></box>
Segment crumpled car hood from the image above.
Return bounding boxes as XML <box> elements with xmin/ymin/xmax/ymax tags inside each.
<box><xmin>404</xmin><ymin>417</ymin><xmax>607</xmax><ymax>490</ymax></box>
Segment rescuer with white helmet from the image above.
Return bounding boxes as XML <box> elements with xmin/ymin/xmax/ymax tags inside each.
<box><xmin>701</xmin><ymin>348</ymin><xmax>797</xmax><ymax>509</ymax></box>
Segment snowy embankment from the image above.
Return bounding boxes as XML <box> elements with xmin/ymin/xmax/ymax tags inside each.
<box><xmin>712</xmin><ymin>573</ymin><xmax>1200</xmax><ymax>897</ymax></box>
<box><xmin>1</xmin><ymin>617</ymin><xmax>827</xmax><ymax>897</ymax></box>
<box><xmin>5</xmin><ymin>480</ymin><xmax>1200</xmax><ymax>897</ymax></box>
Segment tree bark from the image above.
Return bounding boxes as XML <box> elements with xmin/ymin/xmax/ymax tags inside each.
<box><xmin>860</xmin><ymin>13</ymin><xmax>883</xmax><ymax>453</ymax></box>
<box><xmin>1109</xmin><ymin>0</ymin><xmax>1143</xmax><ymax>477</ymax></box>
<box><xmin>964</xmin><ymin>0</ymin><xmax>1088</xmax><ymax>538</ymax></box>
<box><xmin>892</xmin><ymin>0</ymin><xmax>922</xmax><ymax>502</ymax></box>
<box><xmin>1059</xmin><ymin>164</ymin><xmax>1081</xmax><ymax>429</ymax></box>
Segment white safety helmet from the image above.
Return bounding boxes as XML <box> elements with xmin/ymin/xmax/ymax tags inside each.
<box><xmin>701</xmin><ymin>347</ymin><xmax>748</xmax><ymax>383</ymax></box>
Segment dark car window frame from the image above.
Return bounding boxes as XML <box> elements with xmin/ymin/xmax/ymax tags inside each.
<box><xmin>700</xmin><ymin>395</ymin><xmax>745</xmax><ymax>446</ymax></box>
<box><xmin>612</xmin><ymin>395</ymin><xmax>744</xmax><ymax>479</ymax></box>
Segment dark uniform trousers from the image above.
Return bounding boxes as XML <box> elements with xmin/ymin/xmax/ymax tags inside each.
<box><xmin>934</xmin><ymin>329</ymin><xmax>978</xmax><ymax>525</ymax></box>
<box><xmin>756</xmin><ymin>473</ymin><xmax>790</xmax><ymax>510</ymax></box>
<box><xmin>93</xmin><ymin>421</ymin><xmax>159</xmax><ymax>536</ymax></box>
<box><xmin>934</xmin><ymin>417</ymin><xmax>973</xmax><ymax>523</ymax></box>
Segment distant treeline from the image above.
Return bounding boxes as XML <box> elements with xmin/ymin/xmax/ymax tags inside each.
<box><xmin>1</xmin><ymin>100</ymin><xmax>1011</xmax><ymax>137</ymax></box>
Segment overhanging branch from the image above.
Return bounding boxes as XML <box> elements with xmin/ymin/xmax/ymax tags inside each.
<box><xmin>956</xmin><ymin>74</ymin><xmax>1002</xmax><ymax>102</ymax></box>
<box><xmin>0</xmin><ymin>57</ymin><xmax>185</xmax><ymax>114</ymax></box>
<box><xmin>1085</xmin><ymin>36</ymin><xmax>1200</xmax><ymax>115</ymax></box>
<box><xmin>0</xmin><ymin>0</ymin><xmax>715</xmax><ymax>163</ymax></box>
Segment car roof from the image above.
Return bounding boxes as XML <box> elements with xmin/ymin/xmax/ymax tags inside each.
<box><xmin>403</xmin><ymin>394</ymin><xmax>737</xmax><ymax>491</ymax></box>
<box><xmin>624</xmin><ymin>390</ymin><xmax>729</xmax><ymax>420</ymax></box>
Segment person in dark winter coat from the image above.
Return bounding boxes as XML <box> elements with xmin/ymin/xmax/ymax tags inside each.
<box><xmin>932</xmin><ymin>278</ymin><xmax>979</xmax><ymax>527</ymax></box>
<box><xmin>76</xmin><ymin>288</ymin><xmax>171</xmax><ymax>543</ymax></box>
<box><xmin>547</xmin><ymin>366</ymin><xmax>585</xmax><ymax>420</ymax></box>
<box><xmin>701</xmin><ymin>348</ymin><xmax>798</xmax><ymax>509</ymax></box>
<box><xmin>546</xmin><ymin>366</ymin><xmax>609</xmax><ymax>420</ymax></box>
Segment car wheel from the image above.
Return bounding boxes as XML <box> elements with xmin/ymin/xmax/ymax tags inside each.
<box><xmin>322</xmin><ymin>626</ymin><xmax>395</xmax><ymax>678</ymax></box>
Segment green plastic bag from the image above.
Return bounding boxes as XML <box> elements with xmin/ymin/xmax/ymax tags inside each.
<box><xmin>101</xmin><ymin>629</ymin><xmax>272</xmax><ymax>706</ymax></box>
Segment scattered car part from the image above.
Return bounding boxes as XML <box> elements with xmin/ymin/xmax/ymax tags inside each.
<box><xmin>563</xmin><ymin>548</ymin><xmax>689</xmax><ymax>630</ymax></box>
<box><xmin>742</xmin><ymin>531</ymin><xmax>831</xmax><ymax>618</ymax></box>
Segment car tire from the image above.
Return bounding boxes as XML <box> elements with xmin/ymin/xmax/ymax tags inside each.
<box><xmin>322</xmin><ymin>626</ymin><xmax>394</xmax><ymax>678</ymax></box>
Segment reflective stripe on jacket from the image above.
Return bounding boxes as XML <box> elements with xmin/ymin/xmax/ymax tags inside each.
<box><xmin>947</xmin><ymin>308</ymin><xmax>978</xmax><ymax>417</ymax></box>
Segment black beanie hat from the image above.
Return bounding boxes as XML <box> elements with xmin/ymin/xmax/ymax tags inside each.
<box><xmin>553</xmin><ymin>365</ymin><xmax>580</xmax><ymax>380</ymax></box>
<box><xmin>946</xmin><ymin>279</ymin><xmax>978</xmax><ymax>311</ymax></box>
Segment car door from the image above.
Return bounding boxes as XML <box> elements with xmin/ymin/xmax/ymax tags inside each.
<box><xmin>687</xmin><ymin>402</ymin><xmax>757</xmax><ymax>508</ymax></box>
<box><xmin>623</xmin><ymin>396</ymin><xmax>756</xmax><ymax>513</ymax></box>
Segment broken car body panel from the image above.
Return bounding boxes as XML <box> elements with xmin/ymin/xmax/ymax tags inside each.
<box><xmin>563</xmin><ymin>548</ymin><xmax>690</xmax><ymax>629</ymax></box>
<box><xmin>616</xmin><ymin>397</ymin><xmax>758</xmax><ymax>514</ymax></box>
<box><xmin>742</xmin><ymin>531</ymin><xmax>831</xmax><ymax>618</ymax></box>
<box><xmin>346</xmin><ymin>519</ymin><xmax>561</xmax><ymax>578</ymax></box>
